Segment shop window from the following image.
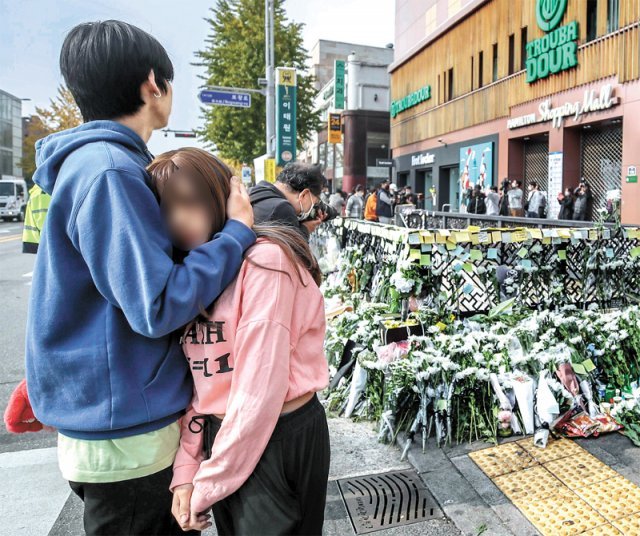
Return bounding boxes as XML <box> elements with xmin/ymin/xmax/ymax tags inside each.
<box><xmin>492</xmin><ymin>43</ymin><xmax>498</xmax><ymax>82</ymax></box>
<box><xmin>508</xmin><ymin>34</ymin><xmax>515</xmax><ymax>75</ymax></box>
<box><xmin>587</xmin><ymin>0</ymin><xmax>598</xmax><ymax>42</ymax></box>
<box><xmin>478</xmin><ymin>51</ymin><xmax>484</xmax><ymax>88</ymax></box>
<box><xmin>607</xmin><ymin>0</ymin><xmax>620</xmax><ymax>33</ymax></box>
<box><xmin>520</xmin><ymin>27</ymin><xmax>528</xmax><ymax>70</ymax></box>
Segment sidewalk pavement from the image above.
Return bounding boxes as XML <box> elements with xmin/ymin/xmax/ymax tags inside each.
<box><xmin>398</xmin><ymin>429</ymin><xmax>640</xmax><ymax>536</ymax></box>
<box><xmin>8</xmin><ymin>412</ymin><xmax>639</xmax><ymax>536</ymax></box>
<box><xmin>2</xmin><ymin>417</ymin><xmax>460</xmax><ymax>536</ymax></box>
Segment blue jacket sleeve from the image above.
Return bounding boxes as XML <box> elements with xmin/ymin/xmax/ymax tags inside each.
<box><xmin>71</xmin><ymin>168</ymin><xmax>256</xmax><ymax>338</ymax></box>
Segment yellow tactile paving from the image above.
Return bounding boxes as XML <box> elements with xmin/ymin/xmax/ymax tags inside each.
<box><xmin>545</xmin><ymin>451</ymin><xmax>620</xmax><ymax>490</ymax></box>
<box><xmin>613</xmin><ymin>512</ymin><xmax>640</xmax><ymax>535</ymax></box>
<box><xmin>517</xmin><ymin>436</ymin><xmax>585</xmax><ymax>464</ymax></box>
<box><xmin>581</xmin><ymin>524</ymin><xmax>622</xmax><ymax>535</ymax></box>
<box><xmin>493</xmin><ymin>465</ymin><xmax>566</xmax><ymax>503</ymax></box>
<box><xmin>468</xmin><ymin>441</ymin><xmax>538</xmax><ymax>478</ymax></box>
<box><xmin>470</xmin><ymin>437</ymin><xmax>640</xmax><ymax>536</ymax></box>
<box><xmin>575</xmin><ymin>476</ymin><xmax>640</xmax><ymax>521</ymax></box>
<box><xmin>514</xmin><ymin>492</ymin><xmax>607</xmax><ymax>535</ymax></box>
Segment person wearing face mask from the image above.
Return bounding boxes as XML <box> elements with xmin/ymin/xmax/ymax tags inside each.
<box><xmin>250</xmin><ymin>162</ymin><xmax>327</xmax><ymax>239</ymax></box>
<box><xmin>345</xmin><ymin>185</ymin><xmax>365</xmax><ymax>218</ymax></box>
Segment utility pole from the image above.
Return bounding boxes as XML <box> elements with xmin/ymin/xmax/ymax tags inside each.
<box><xmin>265</xmin><ymin>0</ymin><xmax>275</xmax><ymax>157</ymax></box>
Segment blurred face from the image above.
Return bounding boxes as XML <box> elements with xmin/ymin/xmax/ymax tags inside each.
<box><xmin>162</xmin><ymin>176</ymin><xmax>213</xmax><ymax>251</ymax></box>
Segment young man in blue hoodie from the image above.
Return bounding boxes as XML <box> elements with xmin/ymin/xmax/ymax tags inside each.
<box><xmin>20</xmin><ymin>21</ymin><xmax>255</xmax><ymax>535</ymax></box>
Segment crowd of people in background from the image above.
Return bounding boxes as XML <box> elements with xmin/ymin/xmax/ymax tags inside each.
<box><xmin>323</xmin><ymin>176</ymin><xmax>605</xmax><ymax>223</ymax></box>
<box><xmin>462</xmin><ymin>178</ymin><xmax>596</xmax><ymax>221</ymax></box>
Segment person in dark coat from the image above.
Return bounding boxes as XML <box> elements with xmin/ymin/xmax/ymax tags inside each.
<box><xmin>467</xmin><ymin>184</ymin><xmax>487</xmax><ymax>214</ymax></box>
<box><xmin>557</xmin><ymin>188</ymin><xmax>574</xmax><ymax>220</ymax></box>
<box><xmin>572</xmin><ymin>183</ymin><xmax>592</xmax><ymax>221</ymax></box>
<box><xmin>250</xmin><ymin>162</ymin><xmax>327</xmax><ymax>239</ymax></box>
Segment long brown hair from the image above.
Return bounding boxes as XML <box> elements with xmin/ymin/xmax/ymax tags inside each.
<box><xmin>147</xmin><ymin>147</ymin><xmax>322</xmax><ymax>287</ymax></box>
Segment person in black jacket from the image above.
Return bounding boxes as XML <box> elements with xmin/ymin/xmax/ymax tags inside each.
<box><xmin>250</xmin><ymin>162</ymin><xmax>327</xmax><ymax>239</ymax></box>
<box><xmin>467</xmin><ymin>184</ymin><xmax>487</xmax><ymax>214</ymax></box>
<box><xmin>557</xmin><ymin>188</ymin><xmax>574</xmax><ymax>220</ymax></box>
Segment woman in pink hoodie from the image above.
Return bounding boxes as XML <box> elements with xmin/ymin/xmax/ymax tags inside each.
<box><xmin>147</xmin><ymin>148</ymin><xmax>330</xmax><ymax>535</ymax></box>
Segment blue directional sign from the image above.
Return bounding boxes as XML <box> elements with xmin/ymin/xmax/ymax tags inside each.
<box><xmin>198</xmin><ymin>90</ymin><xmax>251</xmax><ymax>108</ymax></box>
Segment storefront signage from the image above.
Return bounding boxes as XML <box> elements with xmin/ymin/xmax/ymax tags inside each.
<box><xmin>376</xmin><ymin>159</ymin><xmax>394</xmax><ymax>167</ymax></box>
<box><xmin>328</xmin><ymin>112</ymin><xmax>342</xmax><ymax>144</ymax></box>
<box><xmin>411</xmin><ymin>152</ymin><xmax>435</xmax><ymax>167</ymax></box>
<box><xmin>391</xmin><ymin>84</ymin><xmax>431</xmax><ymax>118</ymax></box>
<box><xmin>508</xmin><ymin>84</ymin><xmax>619</xmax><ymax>130</ymax></box>
<box><xmin>526</xmin><ymin>0</ymin><xmax>578</xmax><ymax>83</ymax></box>
<box><xmin>627</xmin><ymin>166</ymin><xmax>638</xmax><ymax>183</ymax></box>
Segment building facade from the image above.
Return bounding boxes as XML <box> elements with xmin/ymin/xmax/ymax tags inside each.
<box><xmin>390</xmin><ymin>0</ymin><xmax>640</xmax><ymax>223</ymax></box>
<box><xmin>0</xmin><ymin>89</ymin><xmax>23</xmax><ymax>178</ymax></box>
<box><xmin>302</xmin><ymin>41</ymin><xmax>394</xmax><ymax>192</ymax></box>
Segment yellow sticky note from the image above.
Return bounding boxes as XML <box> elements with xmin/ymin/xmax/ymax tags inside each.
<box><xmin>436</xmin><ymin>234</ymin><xmax>447</xmax><ymax>244</ymax></box>
<box><xmin>420</xmin><ymin>254</ymin><xmax>431</xmax><ymax>266</ymax></box>
<box><xmin>471</xmin><ymin>234</ymin><xmax>480</xmax><ymax>245</ymax></box>
<box><xmin>420</xmin><ymin>231</ymin><xmax>434</xmax><ymax>244</ymax></box>
<box><xmin>558</xmin><ymin>229</ymin><xmax>572</xmax><ymax>239</ymax></box>
<box><xmin>446</xmin><ymin>241</ymin><xmax>456</xmax><ymax>250</ymax></box>
<box><xmin>589</xmin><ymin>231</ymin><xmax>598</xmax><ymax>241</ymax></box>
<box><xmin>456</xmin><ymin>232</ymin><xmax>471</xmax><ymax>243</ymax></box>
<box><xmin>409</xmin><ymin>249</ymin><xmax>421</xmax><ymax>262</ymax></box>
<box><xmin>512</xmin><ymin>231</ymin><xmax>527</xmax><ymax>242</ymax></box>
<box><xmin>529</xmin><ymin>229</ymin><xmax>543</xmax><ymax>240</ymax></box>
<box><xmin>467</xmin><ymin>226</ymin><xmax>481</xmax><ymax>233</ymax></box>
<box><xmin>492</xmin><ymin>231</ymin><xmax>502</xmax><ymax>243</ymax></box>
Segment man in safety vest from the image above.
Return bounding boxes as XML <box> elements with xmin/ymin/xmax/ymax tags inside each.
<box><xmin>22</xmin><ymin>184</ymin><xmax>51</xmax><ymax>254</ymax></box>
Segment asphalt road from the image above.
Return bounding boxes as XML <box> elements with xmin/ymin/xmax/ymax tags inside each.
<box><xmin>0</xmin><ymin>221</ymin><xmax>57</xmax><ymax>454</ymax></box>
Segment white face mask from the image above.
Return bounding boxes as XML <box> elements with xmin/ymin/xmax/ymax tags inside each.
<box><xmin>297</xmin><ymin>191</ymin><xmax>315</xmax><ymax>221</ymax></box>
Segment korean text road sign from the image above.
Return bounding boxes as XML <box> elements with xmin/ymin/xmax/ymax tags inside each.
<box><xmin>275</xmin><ymin>67</ymin><xmax>297</xmax><ymax>166</ymax></box>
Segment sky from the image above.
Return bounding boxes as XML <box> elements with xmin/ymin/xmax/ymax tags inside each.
<box><xmin>0</xmin><ymin>0</ymin><xmax>394</xmax><ymax>155</ymax></box>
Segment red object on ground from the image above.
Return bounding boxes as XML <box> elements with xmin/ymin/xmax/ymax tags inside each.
<box><xmin>4</xmin><ymin>379</ymin><xmax>44</xmax><ymax>433</ymax></box>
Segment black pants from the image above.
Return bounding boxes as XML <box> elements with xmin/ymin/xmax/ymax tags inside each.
<box><xmin>208</xmin><ymin>395</ymin><xmax>330</xmax><ymax>536</ymax></box>
<box><xmin>69</xmin><ymin>465</ymin><xmax>196</xmax><ymax>536</ymax></box>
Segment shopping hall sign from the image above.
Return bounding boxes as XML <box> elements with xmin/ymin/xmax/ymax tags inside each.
<box><xmin>526</xmin><ymin>0</ymin><xmax>578</xmax><ymax>83</ymax></box>
<box><xmin>508</xmin><ymin>84</ymin><xmax>619</xmax><ymax>130</ymax></box>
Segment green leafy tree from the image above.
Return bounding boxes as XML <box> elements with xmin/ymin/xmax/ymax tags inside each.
<box><xmin>20</xmin><ymin>86</ymin><xmax>82</xmax><ymax>182</ymax></box>
<box><xmin>196</xmin><ymin>0</ymin><xmax>321</xmax><ymax>165</ymax></box>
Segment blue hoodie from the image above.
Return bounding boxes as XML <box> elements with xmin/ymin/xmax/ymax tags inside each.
<box><xmin>25</xmin><ymin>121</ymin><xmax>256</xmax><ymax>440</ymax></box>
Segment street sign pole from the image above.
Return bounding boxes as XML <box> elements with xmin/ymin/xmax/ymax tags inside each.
<box><xmin>265</xmin><ymin>0</ymin><xmax>275</xmax><ymax>157</ymax></box>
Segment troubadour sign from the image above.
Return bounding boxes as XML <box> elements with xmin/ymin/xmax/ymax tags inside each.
<box><xmin>526</xmin><ymin>0</ymin><xmax>579</xmax><ymax>84</ymax></box>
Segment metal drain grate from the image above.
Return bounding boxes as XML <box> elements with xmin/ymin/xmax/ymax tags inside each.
<box><xmin>337</xmin><ymin>469</ymin><xmax>442</xmax><ymax>534</ymax></box>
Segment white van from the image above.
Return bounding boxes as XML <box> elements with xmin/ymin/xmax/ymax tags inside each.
<box><xmin>0</xmin><ymin>176</ymin><xmax>28</xmax><ymax>222</ymax></box>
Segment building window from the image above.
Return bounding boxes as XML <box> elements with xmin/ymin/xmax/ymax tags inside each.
<box><xmin>607</xmin><ymin>0</ymin><xmax>620</xmax><ymax>33</ymax></box>
<box><xmin>587</xmin><ymin>0</ymin><xmax>598</xmax><ymax>42</ymax></box>
<box><xmin>520</xmin><ymin>27</ymin><xmax>528</xmax><ymax>70</ymax></box>
<box><xmin>492</xmin><ymin>43</ymin><xmax>498</xmax><ymax>82</ymax></box>
<box><xmin>470</xmin><ymin>56</ymin><xmax>474</xmax><ymax>91</ymax></box>
<box><xmin>478</xmin><ymin>51</ymin><xmax>484</xmax><ymax>88</ymax></box>
<box><xmin>508</xmin><ymin>34</ymin><xmax>515</xmax><ymax>75</ymax></box>
<box><xmin>447</xmin><ymin>68</ymin><xmax>454</xmax><ymax>101</ymax></box>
